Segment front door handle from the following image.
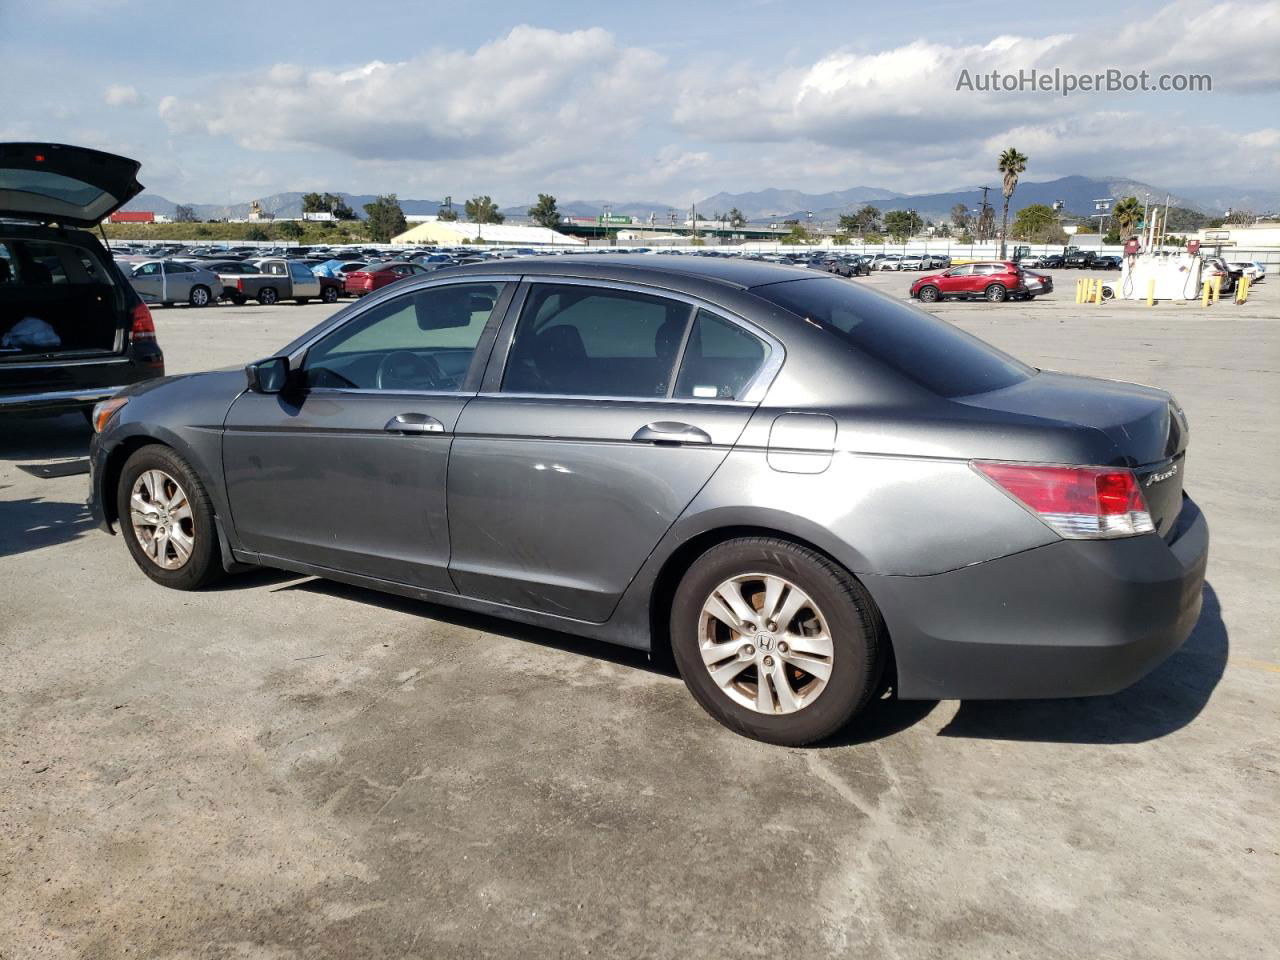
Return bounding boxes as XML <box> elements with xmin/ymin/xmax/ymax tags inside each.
<box><xmin>384</xmin><ymin>412</ymin><xmax>446</xmax><ymax>435</ymax></box>
<box><xmin>631</xmin><ymin>421</ymin><xmax>712</xmax><ymax>445</ymax></box>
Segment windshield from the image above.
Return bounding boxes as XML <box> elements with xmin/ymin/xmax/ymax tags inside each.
<box><xmin>750</xmin><ymin>277</ymin><xmax>1035</xmax><ymax>398</ymax></box>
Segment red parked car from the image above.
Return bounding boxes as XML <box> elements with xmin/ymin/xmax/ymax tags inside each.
<box><xmin>343</xmin><ymin>261</ymin><xmax>431</xmax><ymax>297</ymax></box>
<box><xmin>910</xmin><ymin>261</ymin><xmax>1028</xmax><ymax>303</ymax></box>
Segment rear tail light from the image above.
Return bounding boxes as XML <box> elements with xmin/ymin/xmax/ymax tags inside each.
<box><xmin>972</xmin><ymin>461</ymin><xmax>1154</xmax><ymax>539</ymax></box>
<box><xmin>130</xmin><ymin>302</ymin><xmax>156</xmax><ymax>342</ymax></box>
<box><xmin>236</xmin><ymin>277</ymin><xmax>245</xmax><ymax>292</ymax></box>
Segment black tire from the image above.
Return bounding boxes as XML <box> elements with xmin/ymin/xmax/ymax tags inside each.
<box><xmin>229</xmin><ymin>294</ymin><xmax>247</xmax><ymax>305</ymax></box>
<box><xmin>258</xmin><ymin>287</ymin><xmax>279</xmax><ymax>305</ymax></box>
<box><xmin>116</xmin><ymin>445</ymin><xmax>224</xmax><ymax>590</ymax></box>
<box><xmin>984</xmin><ymin>283</ymin><xmax>1008</xmax><ymax>302</ymax></box>
<box><xmin>917</xmin><ymin>285</ymin><xmax>940</xmax><ymax>303</ymax></box>
<box><xmin>188</xmin><ymin>285</ymin><xmax>212</xmax><ymax>308</ymax></box>
<box><xmin>321</xmin><ymin>285</ymin><xmax>339</xmax><ymax>303</ymax></box>
<box><xmin>295</xmin><ymin>298</ymin><xmax>310</xmax><ymax>305</ymax></box>
<box><xmin>161</xmin><ymin>302</ymin><xmax>174</xmax><ymax>308</ymax></box>
<box><xmin>670</xmin><ymin>537</ymin><xmax>885</xmax><ymax>746</ymax></box>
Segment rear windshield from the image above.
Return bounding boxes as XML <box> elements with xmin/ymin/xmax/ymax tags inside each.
<box><xmin>751</xmin><ymin>277</ymin><xmax>1034</xmax><ymax>398</ymax></box>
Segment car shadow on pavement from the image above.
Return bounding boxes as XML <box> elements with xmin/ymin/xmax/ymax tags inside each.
<box><xmin>0</xmin><ymin>412</ymin><xmax>92</xmax><ymax>460</ymax></box>
<box><xmin>937</xmin><ymin>582</ymin><xmax>1228</xmax><ymax>744</ymax></box>
<box><xmin>276</xmin><ymin>577</ymin><xmax>668</xmax><ymax>676</ymax></box>
<box><xmin>0</xmin><ymin>496</ymin><xmax>95</xmax><ymax>558</ymax></box>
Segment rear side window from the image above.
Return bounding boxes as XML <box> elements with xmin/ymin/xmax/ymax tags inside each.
<box><xmin>502</xmin><ymin>284</ymin><xmax>692</xmax><ymax>398</ymax></box>
<box><xmin>674</xmin><ymin>311</ymin><xmax>766</xmax><ymax>400</ymax></box>
<box><xmin>751</xmin><ymin>277</ymin><xmax>1033</xmax><ymax>398</ymax></box>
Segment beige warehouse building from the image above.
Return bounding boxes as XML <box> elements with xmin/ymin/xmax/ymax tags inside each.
<box><xmin>391</xmin><ymin>219</ymin><xmax>584</xmax><ymax>246</ymax></box>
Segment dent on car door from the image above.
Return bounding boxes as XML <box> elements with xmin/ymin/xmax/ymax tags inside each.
<box><xmin>446</xmin><ymin>281</ymin><xmax>775</xmax><ymax>622</ymax></box>
<box><xmin>221</xmin><ymin>279</ymin><xmax>513</xmax><ymax>589</ymax></box>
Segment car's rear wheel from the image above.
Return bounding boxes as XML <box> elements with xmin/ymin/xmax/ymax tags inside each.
<box><xmin>321</xmin><ymin>285</ymin><xmax>339</xmax><ymax>303</ymax></box>
<box><xmin>671</xmin><ymin>538</ymin><xmax>884</xmax><ymax>745</ymax></box>
<box><xmin>188</xmin><ymin>285</ymin><xmax>211</xmax><ymax>307</ymax></box>
<box><xmin>116</xmin><ymin>446</ymin><xmax>224</xmax><ymax>590</ymax></box>
<box><xmin>985</xmin><ymin>283</ymin><xmax>1008</xmax><ymax>302</ymax></box>
<box><xmin>258</xmin><ymin>287</ymin><xmax>279</xmax><ymax>305</ymax></box>
<box><xmin>917</xmin><ymin>285</ymin><xmax>940</xmax><ymax>303</ymax></box>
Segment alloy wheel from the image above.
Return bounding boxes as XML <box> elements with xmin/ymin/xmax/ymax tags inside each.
<box><xmin>698</xmin><ymin>573</ymin><xmax>834</xmax><ymax>715</ymax></box>
<box><xmin>129</xmin><ymin>469</ymin><xmax>195</xmax><ymax>570</ymax></box>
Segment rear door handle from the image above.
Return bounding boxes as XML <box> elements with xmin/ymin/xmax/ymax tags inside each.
<box><xmin>631</xmin><ymin>421</ymin><xmax>712</xmax><ymax>445</ymax></box>
<box><xmin>384</xmin><ymin>412</ymin><xmax>446</xmax><ymax>435</ymax></box>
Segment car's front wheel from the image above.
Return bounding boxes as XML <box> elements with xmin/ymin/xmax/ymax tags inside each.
<box><xmin>188</xmin><ymin>285</ymin><xmax>211</xmax><ymax>307</ymax></box>
<box><xmin>116</xmin><ymin>445</ymin><xmax>224</xmax><ymax>590</ymax></box>
<box><xmin>671</xmin><ymin>538</ymin><xmax>884</xmax><ymax>745</ymax></box>
<box><xmin>917</xmin><ymin>285</ymin><xmax>940</xmax><ymax>303</ymax></box>
<box><xmin>985</xmin><ymin>283</ymin><xmax>1008</xmax><ymax>302</ymax></box>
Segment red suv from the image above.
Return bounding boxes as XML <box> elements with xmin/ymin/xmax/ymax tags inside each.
<box><xmin>910</xmin><ymin>261</ymin><xmax>1027</xmax><ymax>303</ymax></box>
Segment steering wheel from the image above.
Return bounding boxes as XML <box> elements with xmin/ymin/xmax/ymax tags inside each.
<box><xmin>375</xmin><ymin>351</ymin><xmax>443</xmax><ymax>391</ymax></box>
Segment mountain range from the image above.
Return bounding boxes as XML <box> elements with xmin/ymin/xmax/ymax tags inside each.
<box><xmin>122</xmin><ymin>176</ymin><xmax>1267</xmax><ymax>225</ymax></box>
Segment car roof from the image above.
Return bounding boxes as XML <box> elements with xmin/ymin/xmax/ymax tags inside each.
<box><xmin>415</xmin><ymin>254</ymin><xmax>815</xmax><ymax>292</ymax></box>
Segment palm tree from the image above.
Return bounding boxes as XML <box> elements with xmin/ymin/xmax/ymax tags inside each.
<box><xmin>997</xmin><ymin>147</ymin><xmax>1028</xmax><ymax>259</ymax></box>
<box><xmin>1113</xmin><ymin>196</ymin><xmax>1142</xmax><ymax>238</ymax></box>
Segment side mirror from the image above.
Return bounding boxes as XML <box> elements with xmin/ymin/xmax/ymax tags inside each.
<box><xmin>245</xmin><ymin>356</ymin><xmax>290</xmax><ymax>393</ymax></box>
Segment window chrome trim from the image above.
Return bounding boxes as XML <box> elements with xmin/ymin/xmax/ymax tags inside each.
<box><xmin>490</xmin><ymin>275</ymin><xmax>785</xmax><ymax>405</ymax></box>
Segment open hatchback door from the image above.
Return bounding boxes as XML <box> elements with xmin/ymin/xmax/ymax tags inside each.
<box><xmin>0</xmin><ymin>142</ymin><xmax>143</xmax><ymax>227</ymax></box>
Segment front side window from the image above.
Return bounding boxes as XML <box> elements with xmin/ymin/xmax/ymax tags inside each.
<box><xmin>502</xmin><ymin>283</ymin><xmax>692</xmax><ymax>398</ymax></box>
<box><xmin>302</xmin><ymin>282</ymin><xmax>504</xmax><ymax>392</ymax></box>
<box><xmin>674</xmin><ymin>311</ymin><xmax>767</xmax><ymax>400</ymax></box>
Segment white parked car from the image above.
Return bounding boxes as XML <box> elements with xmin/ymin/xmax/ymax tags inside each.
<box><xmin>1226</xmin><ymin>261</ymin><xmax>1266</xmax><ymax>283</ymax></box>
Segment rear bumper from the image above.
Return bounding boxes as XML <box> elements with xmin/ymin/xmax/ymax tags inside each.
<box><xmin>0</xmin><ymin>352</ymin><xmax>163</xmax><ymax>414</ymax></box>
<box><xmin>863</xmin><ymin>496</ymin><xmax>1209</xmax><ymax>700</ymax></box>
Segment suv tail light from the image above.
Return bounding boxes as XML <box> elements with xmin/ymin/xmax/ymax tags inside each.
<box><xmin>972</xmin><ymin>461</ymin><xmax>1154</xmax><ymax>539</ymax></box>
<box><xmin>130</xmin><ymin>302</ymin><xmax>156</xmax><ymax>342</ymax></box>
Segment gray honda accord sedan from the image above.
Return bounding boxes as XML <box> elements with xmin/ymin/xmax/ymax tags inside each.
<box><xmin>87</xmin><ymin>256</ymin><xmax>1208</xmax><ymax>745</ymax></box>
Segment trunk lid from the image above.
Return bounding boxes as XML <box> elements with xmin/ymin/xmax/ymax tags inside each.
<box><xmin>959</xmin><ymin>370</ymin><xmax>1189</xmax><ymax>536</ymax></box>
<box><xmin>0</xmin><ymin>142</ymin><xmax>143</xmax><ymax>226</ymax></box>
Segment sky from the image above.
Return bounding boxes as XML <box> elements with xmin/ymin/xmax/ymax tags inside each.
<box><xmin>1</xmin><ymin>0</ymin><xmax>1276</xmax><ymax>206</ymax></box>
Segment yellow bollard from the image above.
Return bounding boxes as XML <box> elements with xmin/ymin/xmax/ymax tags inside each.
<box><xmin>1094</xmin><ymin>278</ymin><xmax>1103</xmax><ymax>304</ymax></box>
<box><xmin>1202</xmin><ymin>279</ymin><xmax>1211</xmax><ymax>307</ymax></box>
<box><xmin>1236</xmin><ymin>275</ymin><xmax>1250</xmax><ymax>304</ymax></box>
<box><xmin>1147</xmin><ymin>278</ymin><xmax>1155</xmax><ymax>306</ymax></box>
<box><xmin>1076</xmin><ymin>278</ymin><xmax>1084</xmax><ymax>304</ymax></box>
<box><xmin>1211</xmin><ymin>274</ymin><xmax>1222</xmax><ymax>303</ymax></box>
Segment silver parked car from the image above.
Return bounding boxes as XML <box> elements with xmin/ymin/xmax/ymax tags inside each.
<box><xmin>128</xmin><ymin>259</ymin><xmax>222</xmax><ymax>307</ymax></box>
<box><xmin>87</xmin><ymin>257</ymin><xmax>1208</xmax><ymax>745</ymax></box>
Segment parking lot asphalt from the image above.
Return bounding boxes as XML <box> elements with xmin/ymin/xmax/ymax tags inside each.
<box><xmin>2</xmin><ymin>270</ymin><xmax>1277</xmax><ymax>959</ymax></box>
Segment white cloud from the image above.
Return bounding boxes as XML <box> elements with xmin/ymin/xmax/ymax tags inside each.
<box><xmin>103</xmin><ymin>84</ymin><xmax>139</xmax><ymax>107</ymax></box>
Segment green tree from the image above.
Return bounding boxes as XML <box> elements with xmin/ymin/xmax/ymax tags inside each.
<box><xmin>528</xmin><ymin>193</ymin><xmax>561</xmax><ymax>230</ymax></box>
<box><xmin>1011</xmin><ymin>203</ymin><xmax>1058</xmax><ymax>241</ymax></box>
<box><xmin>780</xmin><ymin>223</ymin><xmax>811</xmax><ymax>245</ymax></box>
<box><xmin>276</xmin><ymin>220</ymin><xmax>304</xmax><ymax>240</ymax></box>
<box><xmin>951</xmin><ymin>203</ymin><xmax>969</xmax><ymax>230</ymax></box>
<box><xmin>437</xmin><ymin>206</ymin><xmax>459</xmax><ymax>221</ymax></box>
<box><xmin>997</xmin><ymin>146</ymin><xmax>1028</xmax><ymax>258</ymax></box>
<box><xmin>1103</xmin><ymin>228</ymin><xmax>1122</xmax><ymax>245</ymax></box>
<box><xmin>464</xmin><ymin>195</ymin><xmax>505</xmax><ymax>224</ymax></box>
<box><xmin>958</xmin><ymin>230</ymin><xmax>974</xmax><ymax>245</ymax></box>
<box><xmin>324</xmin><ymin>193</ymin><xmax>354</xmax><ymax>220</ymax></box>
<box><xmin>863</xmin><ymin>231</ymin><xmax>884</xmax><ymax>245</ymax></box>
<box><xmin>839</xmin><ymin>204</ymin><xmax>880</xmax><ymax>237</ymax></box>
<box><xmin>1112</xmin><ymin>196</ymin><xmax>1142</xmax><ymax>237</ymax></box>
<box><xmin>301</xmin><ymin>193</ymin><xmax>325</xmax><ymax>214</ymax></box>
<box><xmin>883</xmin><ymin>209</ymin><xmax>922</xmax><ymax>241</ymax></box>
<box><xmin>727</xmin><ymin>207</ymin><xmax>746</xmax><ymax>227</ymax></box>
<box><xmin>363</xmin><ymin>194</ymin><xmax>407</xmax><ymax>243</ymax></box>
<box><xmin>245</xmin><ymin>226</ymin><xmax>269</xmax><ymax>242</ymax></box>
